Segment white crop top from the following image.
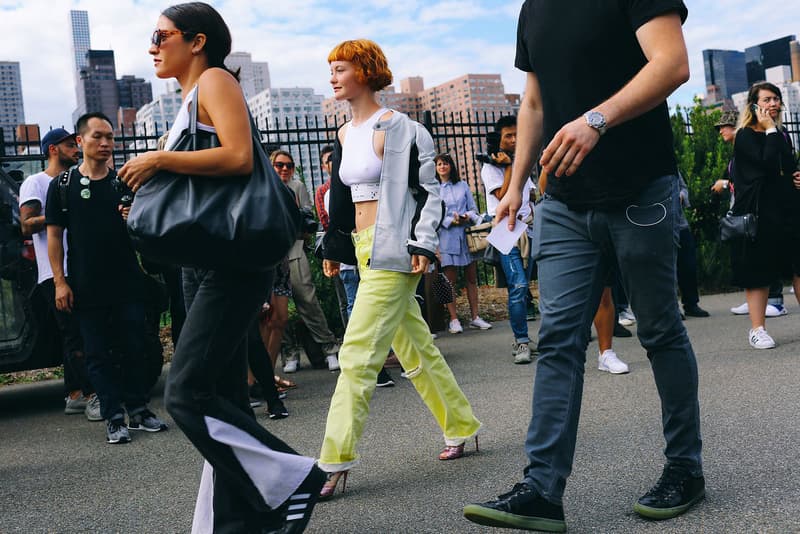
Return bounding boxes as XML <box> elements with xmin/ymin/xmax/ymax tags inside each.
<box><xmin>164</xmin><ymin>85</ymin><xmax>217</xmax><ymax>151</ymax></box>
<box><xmin>339</xmin><ymin>108</ymin><xmax>387</xmax><ymax>202</ymax></box>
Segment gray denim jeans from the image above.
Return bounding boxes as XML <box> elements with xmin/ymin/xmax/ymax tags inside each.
<box><xmin>523</xmin><ymin>174</ymin><xmax>703</xmax><ymax>504</ymax></box>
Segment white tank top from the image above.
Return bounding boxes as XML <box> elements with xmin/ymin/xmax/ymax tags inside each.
<box><xmin>164</xmin><ymin>85</ymin><xmax>217</xmax><ymax>151</ymax></box>
<box><xmin>340</xmin><ymin>108</ymin><xmax>387</xmax><ymax>201</ymax></box>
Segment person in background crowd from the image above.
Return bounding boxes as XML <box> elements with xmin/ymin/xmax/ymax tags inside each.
<box><xmin>318</xmin><ymin>38</ymin><xmax>482</xmax><ymax>499</ymax></box>
<box><xmin>480</xmin><ymin>115</ymin><xmax>536</xmax><ymax>364</ymax></box>
<box><xmin>714</xmin><ymin>110</ymin><xmax>789</xmax><ymax>318</ymax></box>
<box><xmin>466</xmin><ymin>2</ymin><xmax>704</xmax><ymax>529</ymax></box>
<box><xmin>272</xmin><ymin>149</ymin><xmax>341</xmax><ymax>373</ymax></box>
<box><xmin>676</xmin><ymin>173</ymin><xmax>710</xmax><ymax>318</ymax></box>
<box><xmin>434</xmin><ymin>153</ymin><xmax>492</xmax><ymax>334</ymax></box>
<box><xmin>729</xmin><ymin>82</ymin><xmax>800</xmax><ymax>349</ymax></box>
<box><xmin>19</xmin><ymin>128</ymin><xmax>100</xmax><ymax>421</ymax></box>
<box><xmin>117</xmin><ymin>4</ymin><xmax>324</xmax><ymax>531</ymax></box>
<box><xmin>47</xmin><ymin>113</ymin><xmax>167</xmax><ymax>444</ymax></box>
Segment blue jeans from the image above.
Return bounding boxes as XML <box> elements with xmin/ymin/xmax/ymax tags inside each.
<box><xmin>499</xmin><ymin>247</ymin><xmax>530</xmax><ymax>343</ymax></box>
<box><xmin>339</xmin><ymin>269</ymin><xmax>360</xmax><ymax>318</ymax></box>
<box><xmin>78</xmin><ymin>301</ymin><xmax>149</xmax><ymax>421</ymax></box>
<box><xmin>523</xmin><ymin>175</ymin><xmax>703</xmax><ymax>504</ymax></box>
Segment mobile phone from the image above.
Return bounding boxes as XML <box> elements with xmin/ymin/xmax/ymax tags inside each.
<box><xmin>751</xmin><ymin>104</ymin><xmax>760</xmax><ymax>113</ymax></box>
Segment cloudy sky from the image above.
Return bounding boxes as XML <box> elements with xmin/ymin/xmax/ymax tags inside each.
<box><xmin>2</xmin><ymin>0</ymin><xmax>799</xmax><ymax>130</ymax></box>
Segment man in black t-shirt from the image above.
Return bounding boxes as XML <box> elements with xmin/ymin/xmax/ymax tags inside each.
<box><xmin>46</xmin><ymin>112</ymin><xmax>167</xmax><ymax>445</ymax></box>
<box><xmin>464</xmin><ymin>2</ymin><xmax>704</xmax><ymax>530</ymax></box>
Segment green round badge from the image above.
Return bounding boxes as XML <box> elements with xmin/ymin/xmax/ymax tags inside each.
<box><xmin>80</xmin><ymin>189</ymin><xmax>91</xmax><ymax>199</ymax></box>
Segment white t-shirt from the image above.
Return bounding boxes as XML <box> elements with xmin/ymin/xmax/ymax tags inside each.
<box><xmin>480</xmin><ymin>163</ymin><xmax>533</xmax><ymax>219</ymax></box>
<box><xmin>19</xmin><ymin>171</ymin><xmax>68</xmax><ymax>284</ymax></box>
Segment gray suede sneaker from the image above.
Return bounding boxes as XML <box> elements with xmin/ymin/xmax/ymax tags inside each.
<box><xmin>106</xmin><ymin>419</ymin><xmax>131</xmax><ymax>444</ymax></box>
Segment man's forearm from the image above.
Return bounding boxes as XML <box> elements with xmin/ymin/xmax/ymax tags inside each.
<box><xmin>21</xmin><ymin>215</ymin><xmax>45</xmax><ymax>237</ymax></box>
<box><xmin>47</xmin><ymin>229</ymin><xmax>66</xmax><ymax>284</ymax></box>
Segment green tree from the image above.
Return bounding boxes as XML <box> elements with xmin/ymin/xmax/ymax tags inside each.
<box><xmin>671</xmin><ymin>100</ymin><xmax>734</xmax><ymax>292</ymax></box>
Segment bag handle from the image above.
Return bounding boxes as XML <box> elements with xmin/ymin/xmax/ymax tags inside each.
<box><xmin>189</xmin><ymin>84</ymin><xmax>266</xmax><ymax>158</ymax></box>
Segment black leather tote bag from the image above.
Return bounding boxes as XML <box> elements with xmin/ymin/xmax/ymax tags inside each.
<box><xmin>127</xmin><ymin>90</ymin><xmax>300</xmax><ymax>271</ymax></box>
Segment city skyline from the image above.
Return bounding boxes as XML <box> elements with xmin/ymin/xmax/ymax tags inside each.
<box><xmin>2</xmin><ymin>0</ymin><xmax>800</xmax><ymax>130</ymax></box>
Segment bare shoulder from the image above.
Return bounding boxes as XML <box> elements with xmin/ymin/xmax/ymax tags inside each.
<box><xmin>380</xmin><ymin>110</ymin><xmax>394</xmax><ymax>122</ymax></box>
<box><xmin>196</xmin><ymin>68</ymin><xmax>242</xmax><ymax>102</ymax></box>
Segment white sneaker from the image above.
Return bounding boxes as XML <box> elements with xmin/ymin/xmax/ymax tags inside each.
<box><xmin>513</xmin><ymin>342</ymin><xmax>532</xmax><ymax>364</ymax></box>
<box><xmin>469</xmin><ymin>316</ymin><xmax>492</xmax><ymax>330</ymax></box>
<box><xmin>283</xmin><ymin>358</ymin><xmax>299</xmax><ymax>373</ymax></box>
<box><xmin>748</xmin><ymin>326</ymin><xmax>776</xmax><ymax>349</ymax></box>
<box><xmin>618</xmin><ymin>309</ymin><xmax>636</xmax><ymax>326</ymax></box>
<box><xmin>766</xmin><ymin>304</ymin><xmax>788</xmax><ymax>317</ymax></box>
<box><xmin>598</xmin><ymin>349</ymin><xmax>630</xmax><ymax>374</ymax></box>
<box><xmin>448</xmin><ymin>319</ymin><xmax>463</xmax><ymax>334</ymax></box>
<box><xmin>431</xmin><ymin>332</ymin><xmax>438</xmax><ymax>339</ymax></box>
<box><xmin>325</xmin><ymin>355</ymin><xmax>340</xmax><ymax>371</ymax></box>
<box><xmin>730</xmin><ymin>302</ymin><xmax>748</xmax><ymax>315</ymax></box>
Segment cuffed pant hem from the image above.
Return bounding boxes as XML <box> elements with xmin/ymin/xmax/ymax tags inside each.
<box><xmin>317</xmin><ymin>459</ymin><xmax>359</xmax><ymax>473</ymax></box>
<box><xmin>444</xmin><ymin>423</ymin><xmax>482</xmax><ymax>447</ymax></box>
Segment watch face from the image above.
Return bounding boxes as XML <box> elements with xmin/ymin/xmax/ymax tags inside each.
<box><xmin>587</xmin><ymin>111</ymin><xmax>605</xmax><ymax>128</ymax></box>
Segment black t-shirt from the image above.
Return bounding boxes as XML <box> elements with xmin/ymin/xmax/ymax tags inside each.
<box><xmin>515</xmin><ymin>0</ymin><xmax>688</xmax><ymax>211</ymax></box>
<box><xmin>45</xmin><ymin>167</ymin><xmax>143</xmax><ymax>309</ymax></box>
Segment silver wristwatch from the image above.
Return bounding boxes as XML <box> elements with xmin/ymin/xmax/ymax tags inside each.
<box><xmin>584</xmin><ymin>110</ymin><xmax>607</xmax><ymax>136</ymax></box>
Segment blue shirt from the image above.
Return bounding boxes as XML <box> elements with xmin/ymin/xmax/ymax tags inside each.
<box><xmin>438</xmin><ymin>180</ymin><xmax>478</xmax><ymax>255</ymax></box>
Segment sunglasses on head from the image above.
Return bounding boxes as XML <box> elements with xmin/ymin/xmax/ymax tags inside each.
<box><xmin>273</xmin><ymin>161</ymin><xmax>295</xmax><ymax>170</ymax></box>
<box><xmin>151</xmin><ymin>29</ymin><xmax>192</xmax><ymax>47</ymax></box>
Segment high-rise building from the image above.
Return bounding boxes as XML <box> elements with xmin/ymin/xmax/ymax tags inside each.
<box><xmin>70</xmin><ymin>10</ymin><xmax>91</xmax><ymax>75</ymax></box>
<box><xmin>225</xmin><ymin>52</ymin><xmax>271</xmax><ymax>101</ymax></box>
<box><xmin>702</xmin><ymin>49</ymin><xmax>747</xmax><ymax>105</ymax></box>
<box><xmin>117</xmin><ymin>75</ymin><xmax>153</xmax><ymax>110</ymax></box>
<box><xmin>134</xmin><ymin>81</ymin><xmax>183</xmax><ymax>142</ymax></box>
<box><xmin>791</xmin><ymin>40</ymin><xmax>800</xmax><ymax>82</ymax></box>
<box><xmin>0</xmin><ymin>61</ymin><xmax>25</xmax><ymax>151</ymax></box>
<box><xmin>745</xmin><ymin>35</ymin><xmax>796</xmax><ymax>85</ymax></box>
<box><xmin>73</xmin><ymin>50</ymin><xmax>120</xmax><ymax>127</ymax></box>
<box><xmin>248</xmin><ymin>87</ymin><xmax>325</xmax><ymax>190</ymax></box>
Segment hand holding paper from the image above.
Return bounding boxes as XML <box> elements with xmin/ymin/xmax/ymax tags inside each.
<box><xmin>486</xmin><ymin>216</ymin><xmax>527</xmax><ymax>254</ymax></box>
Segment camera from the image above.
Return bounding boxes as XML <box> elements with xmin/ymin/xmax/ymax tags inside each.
<box><xmin>112</xmin><ymin>175</ymin><xmax>135</xmax><ymax>207</ymax></box>
<box><xmin>475</xmin><ymin>131</ymin><xmax>510</xmax><ymax>166</ymax></box>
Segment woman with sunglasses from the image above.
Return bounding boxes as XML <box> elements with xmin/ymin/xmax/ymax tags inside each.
<box><xmin>317</xmin><ymin>39</ymin><xmax>482</xmax><ymax>499</ymax></box>
<box><xmin>433</xmin><ymin>153</ymin><xmax>492</xmax><ymax>334</ymax></box>
<box><xmin>118</xmin><ymin>3</ymin><xmax>324</xmax><ymax>532</ymax></box>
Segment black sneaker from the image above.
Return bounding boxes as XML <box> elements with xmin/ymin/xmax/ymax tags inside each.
<box><xmin>683</xmin><ymin>304</ymin><xmax>710</xmax><ymax>318</ymax></box>
<box><xmin>376</xmin><ymin>368</ymin><xmax>395</xmax><ymax>387</ymax></box>
<box><xmin>613</xmin><ymin>322</ymin><xmax>633</xmax><ymax>338</ymax></box>
<box><xmin>634</xmin><ymin>463</ymin><xmax>705</xmax><ymax>520</ymax></box>
<box><xmin>274</xmin><ymin>465</ymin><xmax>327</xmax><ymax>533</ymax></box>
<box><xmin>268</xmin><ymin>399</ymin><xmax>289</xmax><ymax>420</ymax></box>
<box><xmin>463</xmin><ymin>483</ymin><xmax>566</xmax><ymax>532</ymax></box>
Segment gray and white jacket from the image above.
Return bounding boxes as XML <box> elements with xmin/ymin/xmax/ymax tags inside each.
<box><xmin>322</xmin><ymin>110</ymin><xmax>444</xmax><ymax>272</ymax></box>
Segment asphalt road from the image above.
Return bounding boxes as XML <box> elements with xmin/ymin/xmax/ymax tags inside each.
<box><xmin>1</xmin><ymin>290</ymin><xmax>799</xmax><ymax>533</ymax></box>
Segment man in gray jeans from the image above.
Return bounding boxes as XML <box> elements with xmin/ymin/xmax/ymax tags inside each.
<box><xmin>464</xmin><ymin>2</ymin><xmax>703</xmax><ymax>531</ymax></box>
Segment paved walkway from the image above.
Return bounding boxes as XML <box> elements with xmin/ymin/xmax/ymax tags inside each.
<box><xmin>1</xmin><ymin>289</ymin><xmax>798</xmax><ymax>533</ymax></box>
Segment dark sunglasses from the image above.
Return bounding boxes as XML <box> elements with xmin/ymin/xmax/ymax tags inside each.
<box><xmin>273</xmin><ymin>161</ymin><xmax>295</xmax><ymax>170</ymax></box>
<box><xmin>151</xmin><ymin>29</ymin><xmax>192</xmax><ymax>47</ymax></box>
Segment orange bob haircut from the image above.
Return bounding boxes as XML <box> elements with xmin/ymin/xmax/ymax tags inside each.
<box><xmin>328</xmin><ymin>39</ymin><xmax>393</xmax><ymax>92</ymax></box>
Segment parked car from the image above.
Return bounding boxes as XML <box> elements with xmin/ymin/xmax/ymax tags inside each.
<box><xmin>0</xmin><ymin>166</ymin><xmax>62</xmax><ymax>374</ymax></box>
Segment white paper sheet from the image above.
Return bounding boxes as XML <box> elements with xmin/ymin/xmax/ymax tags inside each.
<box><xmin>486</xmin><ymin>216</ymin><xmax>527</xmax><ymax>254</ymax></box>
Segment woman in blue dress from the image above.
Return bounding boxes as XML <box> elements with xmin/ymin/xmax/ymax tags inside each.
<box><xmin>435</xmin><ymin>153</ymin><xmax>492</xmax><ymax>334</ymax></box>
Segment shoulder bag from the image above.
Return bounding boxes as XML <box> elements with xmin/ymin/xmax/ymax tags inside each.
<box><xmin>127</xmin><ymin>88</ymin><xmax>300</xmax><ymax>271</ymax></box>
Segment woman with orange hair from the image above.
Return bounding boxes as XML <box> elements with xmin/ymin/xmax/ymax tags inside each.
<box><xmin>317</xmin><ymin>39</ymin><xmax>482</xmax><ymax>498</ymax></box>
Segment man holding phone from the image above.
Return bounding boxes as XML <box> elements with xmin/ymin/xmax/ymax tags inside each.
<box><xmin>465</xmin><ymin>1</ymin><xmax>704</xmax><ymax>531</ymax></box>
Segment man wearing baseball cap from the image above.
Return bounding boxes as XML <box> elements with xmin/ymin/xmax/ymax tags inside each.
<box><xmin>19</xmin><ymin>128</ymin><xmax>99</xmax><ymax>420</ymax></box>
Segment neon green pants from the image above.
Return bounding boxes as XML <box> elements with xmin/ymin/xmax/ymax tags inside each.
<box><xmin>318</xmin><ymin>226</ymin><xmax>482</xmax><ymax>472</ymax></box>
